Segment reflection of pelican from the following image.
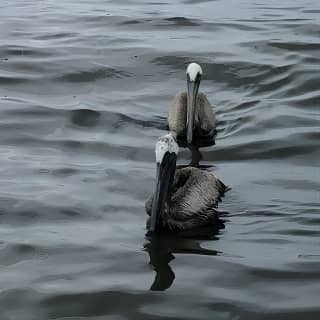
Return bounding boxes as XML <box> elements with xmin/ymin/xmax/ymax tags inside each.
<box><xmin>144</xmin><ymin>239</ymin><xmax>175</xmax><ymax>291</ymax></box>
<box><xmin>145</xmin><ymin>133</ymin><xmax>228</xmax><ymax>234</ymax></box>
<box><xmin>144</xmin><ymin>234</ymin><xmax>222</xmax><ymax>291</ymax></box>
<box><xmin>168</xmin><ymin>63</ymin><xmax>216</xmax><ymax>146</ymax></box>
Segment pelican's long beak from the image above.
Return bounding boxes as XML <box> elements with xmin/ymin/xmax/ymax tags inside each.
<box><xmin>186</xmin><ymin>78</ymin><xmax>200</xmax><ymax>144</ymax></box>
<box><xmin>149</xmin><ymin>152</ymin><xmax>177</xmax><ymax>233</ymax></box>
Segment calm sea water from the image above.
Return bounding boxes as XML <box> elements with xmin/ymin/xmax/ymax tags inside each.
<box><xmin>0</xmin><ymin>0</ymin><xmax>319</xmax><ymax>319</ymax></box>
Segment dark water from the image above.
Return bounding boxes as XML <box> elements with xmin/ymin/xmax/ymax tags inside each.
<box><xmin>0</xmin><ymin>0</ymin><xmax>319</xmax><ymax>319</ymax></box>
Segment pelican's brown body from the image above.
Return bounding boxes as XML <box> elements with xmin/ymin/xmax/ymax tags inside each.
<box><xmin>145</xmin><ymin>166</ymin><xmax>227</xmax><ymax>232</ymax></box>
<box><xmin>168</xmin><ymin>92</ymin><xmax>216</xmax><ymax>146</ymax></box>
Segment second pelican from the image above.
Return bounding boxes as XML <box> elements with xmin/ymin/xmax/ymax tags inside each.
<box><xmin>168</xmin><ymin>63</ymin><xmax>216</xmax><ymax>147</ymax></box>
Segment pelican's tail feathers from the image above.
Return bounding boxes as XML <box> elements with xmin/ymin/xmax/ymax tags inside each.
<box><xmin>216</xmin><ymin>178</ymin><xmax>231</xmax><ymax>196</ymax></box>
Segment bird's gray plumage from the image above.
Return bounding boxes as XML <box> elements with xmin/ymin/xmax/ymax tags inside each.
<box><xmin>145</xmin><ymin>167</ymin><xmax>227</xmax><ymax>232</ymax></box>
<box><xmin>168</xmin><ymin>92</ymin><xmax>216</xmax><ymax>145</ymax></box>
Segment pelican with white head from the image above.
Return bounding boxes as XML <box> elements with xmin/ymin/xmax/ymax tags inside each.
<box><xmin>149</xmin><ymin>133</ymin><xmax>179</xmax><ymax>233</ymax></box>
<box><xmin>145</xmin><ymin>132</ymin><xmax>229</xmax><ymax>234</ymax></box>
<box><xmin>186</xmin><ymin>63</ymin><xmax>203</xmax><ymax>144</ymax></box>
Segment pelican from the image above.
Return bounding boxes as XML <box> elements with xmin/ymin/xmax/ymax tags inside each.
<box><xmin>168</xmin><ymin>63</ymin><xmax>216</xmax><ymax>147</ymax></box>
<box><xmin>145</xmin><ymin>133</ymin><xmax>228</xmax><ymax>234</ymax></box>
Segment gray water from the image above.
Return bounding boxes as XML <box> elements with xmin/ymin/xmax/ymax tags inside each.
<box><xmin>0</xmin><ymin>0</ymin><xmax>319</xmax><ymax>319</ymax></box>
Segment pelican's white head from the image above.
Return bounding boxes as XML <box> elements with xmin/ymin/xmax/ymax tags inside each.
<box><xmin>155</xmin><ymin>133</ymin><xmax>179</xmax><ymax>164</ymax></box>
<box><xmin>186</xmin><ymin>63</ymin><xmax>203</xmax><ymax>82</ymax></box>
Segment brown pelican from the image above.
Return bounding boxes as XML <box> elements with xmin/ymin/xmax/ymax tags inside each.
<box><xmin>168</xmin><ymin>63</ymin><xmax>216</xmax><ymax>147</ymax></box>
<box><xmin>145</xmin><ymin>133</ymin><xmax>228</xmax><ymax>234</ymax></box>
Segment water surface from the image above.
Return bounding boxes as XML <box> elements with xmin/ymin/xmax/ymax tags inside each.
<box><xmin>0</xmin><ymin>0</ymin><xmax>319</xmax><ymax>319</ymax></box>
